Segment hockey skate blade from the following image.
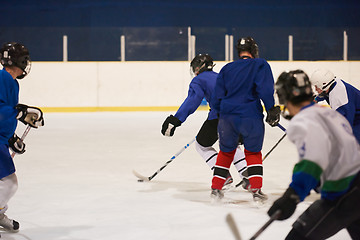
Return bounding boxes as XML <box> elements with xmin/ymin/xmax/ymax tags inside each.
<box><xmin>226</xmin><ymin>213</ymin><xmax>242</xmax><ymax>240</ymax></box>
<box><xmin>252</xmin><ymin>199</ymin><xmax>266</xmax><ymax>209</ymax></box>
<box><xmin>132</xmin><ymin>170</ymin><xmax>151</xmax><ymax>182</ymax></box>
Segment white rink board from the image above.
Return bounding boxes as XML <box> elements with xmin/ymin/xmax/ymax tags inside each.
<box><xmin>14</xmin><ymin>61</ymin><xmax>360</xmax><ymax>108</ymax></box>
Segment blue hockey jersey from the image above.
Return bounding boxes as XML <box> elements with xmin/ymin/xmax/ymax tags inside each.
<box><xmin>0</xmin><ymin>69</ymin><xmax>19</xmax><ymax>144</ymax></box>
<box><xmin>174</xmin><ymin>70</ymin><xmax>218</xmax><ymax>123</ymax></box>
<box><xmin>213</xmin><ymin>58</ymin><xmax>275</xmax><ymax>118</ymax></box>
<box><xmin>318</xmin><ymin>78</ymin><xmax>360</xmax><ymax>144</ymax></box>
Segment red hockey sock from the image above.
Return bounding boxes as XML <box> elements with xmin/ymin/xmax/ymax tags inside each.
<box><xmin>244</xmin><ymin>149</ymin><xmax>263</xmax><ymax>189</ymax></box>
<box><xmin>211</xmin><ymin>149</ymin><xmax>236</xmax><ymax>190</ymax></box>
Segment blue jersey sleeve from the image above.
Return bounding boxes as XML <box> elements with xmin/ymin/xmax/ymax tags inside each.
<box><xmin>290</xmin><ymin>172</ymin><xmax>319</xmax><ymax>201</ymax></box>
<box><xmin>289</xmin><ymin>159</ymin><xmax>322</xmax><ymax>201</ymax></box>
<box><xmin>174</xmin><ymin>79</ymin><xmax>204</xmax><ymax>123</ymax></box>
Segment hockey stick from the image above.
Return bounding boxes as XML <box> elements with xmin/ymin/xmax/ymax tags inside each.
<box><xmin>11</xmin><ymin>125</ymin><xmax>32</xmax><ymax>158</ymax></box>
<box><xmin>262</xmin><ymin>132</ymin><xmax>287</xmax><ymax>162</ymax></box>
<box><xmin>133</xmin><ymin>138</ymin><xmax>196</xmax><ymax>182</ymax></box>
<box><xmin>277</xmin><ymin>123</ymin><xmax>286</xmax><ymax>132</ymax></box>
<box><xmin>249</xmin><ymin>210</ymin><xmax>281</xmax><ymax>240</ymax></box>
<box><xmin>226</xmin><ymin>213</ymin><xmax>242</xmax><ymax>240</ymax></box>
<box><xmin>261</xmin><ymin>123</ymin><xmax>286</xmax><ymax>162</ymax></box>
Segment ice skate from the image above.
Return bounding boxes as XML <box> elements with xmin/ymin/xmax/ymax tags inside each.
<box><xmin>210</xmin><ymin>189</ymin><xmax>224</xmax><ymax>204</ymax></box>
<box><xmin>222</xmin><ymin>175</ymin><xmax>234</xmax><ymax>191</ymax></box>
<box><xmin>0</xmin><ymin>213</ymin><xmax>19</xmax><ymax>232</ymax></box>
<box><xmin>249</xmin><ymin>188</ymin><xmax>268</xmax><ymax>203</ymax></box>
<box><xmin>241</xmin><ymin>177</ymin><xmax>250</xmax><ymax>190</ymax></box>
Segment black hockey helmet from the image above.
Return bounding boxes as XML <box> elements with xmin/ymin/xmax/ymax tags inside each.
<box><xmin>236</xmin><ymin>37</ymin><xmax>259</xmax><ymax>58</ymax></box>
<box><xmin>275</xmin><ymin>69</ymin><xmax>313</xmax><ymax>105</ymax></box>
<box><xmin>0</xmin><ymin>42</ymin><xmax>31</xmax><ymax>79</ymax></box>
<box><xmin>190</xmin><ymin>54</ymin><xmax>215</xmax><ymax>75</ymax></box>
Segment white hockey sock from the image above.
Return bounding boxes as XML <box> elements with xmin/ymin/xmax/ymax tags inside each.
<box><xmin>195</xmin><ymin>140</ymin><xmax>218</xmax><ymax>170</ymax></box>
<box><xmin>232</xmin><ymin>146</ymin><xmax>247</xmax><ymax>179</ymax></box>
<box><xmin>0</xmin><ymin>174</ymin><xmax>18</xmax><ymax>210</ymax></box>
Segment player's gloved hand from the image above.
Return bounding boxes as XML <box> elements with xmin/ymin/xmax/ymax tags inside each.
<box><xmin>8</xmin><ymin>134</ymin><xmax>26</xmax><ymax>154</ymax></box>
<box><xmin>16</xmin><ymin>104</ymin><xmax>44</xmax><ymax>128</ymax></box>
<box><xmin>161</xmin><ymin>115</ymin><xmax>182</xmax><ymax>137</ymax></box>
<box><xmin>313</xmin><ymin>94</ymin><xmax>325</xmax><ymax>103</ymax></box>
<box><xmin>265</xmin><ymin>106</ymin><xmax>281</xmax><ymax>127</ymax></box>
<box><xmin>267</xmin><ymin>187</ymin><xmax>300</xmax><ymax>220</ymax></box>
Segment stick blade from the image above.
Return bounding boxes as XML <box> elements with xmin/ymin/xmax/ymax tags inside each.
<box><xmin>226</xmin><ymin>213</ymin><xmax>242</xmax><ymax>240</ymax></box>
<box><xmin>132</xmin><ymin>170</ymin><xmax>151</xmax><ymax>182</ymax></box>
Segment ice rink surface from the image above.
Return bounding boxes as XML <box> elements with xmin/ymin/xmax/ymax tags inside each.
<box><xmin>2</xmin><ymin>111</ymin><xmax>351</xmax><ymax>240</ymax></box>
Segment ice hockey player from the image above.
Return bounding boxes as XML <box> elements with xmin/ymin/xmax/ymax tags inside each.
<box><xmin>311</xmin><ymin>68</ymin><xmax>360</xmax><ymax>144</ymax></box>
<box><xmin>0</xmin><ymin>42</ymin><xmax>44</xmax><ymax>232</ymax></box>
<box><xmin>161</xmin><ymin>54</ymin><xmax>248</xmax><ymax>189</ymax></box>
<box><xmin>210</xmin><ymin>36</ymin><xmax>280</xmax><ymax>202</ymax></box>
<box><xmin>268</xmin><ymin>69</ymin><xmax>360</xmax><ymax>239</ymax></box>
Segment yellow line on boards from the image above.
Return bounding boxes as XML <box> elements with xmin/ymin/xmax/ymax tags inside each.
<box><xmin>41</xmin><ymin>106</ymin><xmax>210</xmax><ymax>113</ymax></box>
<box><xmin>40</xmin><ymin>104</ymin><xmax>329</xmax><ymax>113</ymax></box>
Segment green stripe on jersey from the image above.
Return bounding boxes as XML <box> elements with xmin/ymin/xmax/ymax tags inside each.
<box><xmin>322</xmin><ymin>175</ymin><xmax>356</xmax><ymax>192</ymax></box>
<box><xmin>293</xmin><ymin>159</ymin><xmax>322</xmax><ymax>181</ymax></box>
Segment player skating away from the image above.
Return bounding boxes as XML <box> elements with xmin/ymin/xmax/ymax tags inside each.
<box><xmin>311</xmin><ymin>68</ymin><xmax>360</xmax><ymax>144</ymax></box>
<box><xmin>268</xmin><ymin>70</ymin><xmax>360</xmax><ymax>239</ymax></box>
<box><xmin>161</xmin><ymin>54</ymin><xmax>248</xmax><ymax>189</ymax></box>
<box><xmin>0</xmin><ymin>42</ymin><xmax>44</xmax><ymax>232</ymax></box>
<box><xmin>211</xmin><ymin>37</ymin><xmax>280</xmax><ymax>202</ymax></box>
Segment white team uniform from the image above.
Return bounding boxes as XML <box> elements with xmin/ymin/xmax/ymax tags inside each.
<box><xmin>288</xmin><ymin>104</ymin><xmax>360</xmax><ymax>199</ymax></box>
<box><xmin>285</xmin><ymin>103</ymin><xmax>360</xmax><ymax>239</ymax></box>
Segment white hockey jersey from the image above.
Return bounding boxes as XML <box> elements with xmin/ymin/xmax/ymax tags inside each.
<box><xmin>287</xmin><ymin>103</ymin><xmax>360</xmax><ymax>201</ymax></box>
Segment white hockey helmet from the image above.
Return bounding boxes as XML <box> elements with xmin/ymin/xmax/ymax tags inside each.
<box><xmin>310</xmin><ymin>68</ymin><xmax>335</xmax><ymax>92</ymax></box>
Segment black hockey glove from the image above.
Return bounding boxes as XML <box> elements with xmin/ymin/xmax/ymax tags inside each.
<box><xmin>8</xmin><ymin>134</ymin><xmax>26</xmax><ymax>154</ymax></box>
<box><xmin>16</xmin><ymin>104</ymin><xmax>44</xmax><ymax>128</ymax></box>
<box><xmin>267</xmin><ymin>187</ymin><xmax>300</xmax><ymax>220</ymax></box>
<box><xmin>161</xmin><ymin>115</ymin><xmax>182</xmax><ymax>137</ymax></box>
<box><xmin>265</xmin><ymin>106</ymin><xmax>281</xmax><ymax>127</ymax></box>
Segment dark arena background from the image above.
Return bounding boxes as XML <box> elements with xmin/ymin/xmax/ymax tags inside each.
<box><xmin>1</xmin><ymin>0</ymin><xmax>359</xmax><ymax>61</ymax></box>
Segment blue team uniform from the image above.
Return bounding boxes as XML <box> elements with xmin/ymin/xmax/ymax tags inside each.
<box><xmin>213</xmin><ymin>58</ymin><xmax>275</xmax><ymax>152</ymax></box>
<box><xmin>174</xmin><ymin>71</ymin><xmax>218</xmax><ymax>122</ymax></box>
<box><xmin>317</xmin><ymin>78</ymin><xmax>360</xmax><ymax>144</ymax></box>
<box><xmin>0</xmin><ymin>69</ymin><xmax>20</xmax><ymax>179</ymax></box>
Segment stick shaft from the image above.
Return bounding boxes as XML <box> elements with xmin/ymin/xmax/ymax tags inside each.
<box><xmin>249</xmin><ymin>210</ymin><xmax>281</xmax><ymax>240</ymax></box>
<box><xmin>134</xmin><ymin>138</ymin><xmax>196</xmax><ymax>181</ymax></box>
<box><xmin>277</xmin><ymin>123</ymin><xmax>286</xmax><ymax>132</ymax></box>
<box><xmin>226</xmin><ymin>213</ymin><xmax>242</xmax><ymax>240</ymax></box>
<box><xmin>11</xmin><ymin>125</ymin><xmax>32</xmax><ymax>158</ymax></box>
<box><xmin>235</xmin><ymin>131</ymin><xmax>287</xmax><ymax>188</ymax></box>
<box><xmin>148</xmin><ymin>138</ymin><xmax>195</xmax><ymax>180</ymax></box>
<box><xmin>262</xmin><ymin>132</ymin><xmax>287</xmax><ymax>161</ymax></box>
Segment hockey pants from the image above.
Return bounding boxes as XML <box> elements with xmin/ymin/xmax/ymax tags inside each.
<box><xmin>286</xmin><ymin>173</ymin><xmax>360</xmax><ymax>240</ymax></box>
